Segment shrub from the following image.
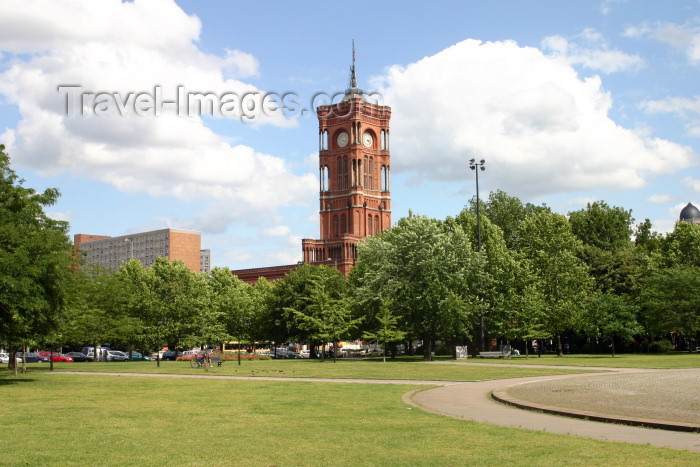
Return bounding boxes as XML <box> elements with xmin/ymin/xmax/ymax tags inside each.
<box><xmin>649</xmin><ymin>340</ymin><xmax>673</xmax><ymax>353</ymax></box>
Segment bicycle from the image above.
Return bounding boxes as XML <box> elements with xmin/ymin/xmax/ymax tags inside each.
<box><xmin>189</xmin><ymin>353</ymin><xmax>212</xmax><ymax>369</ymax></box>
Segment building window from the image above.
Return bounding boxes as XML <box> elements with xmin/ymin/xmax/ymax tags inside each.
<box><xmin>333</xmin><ymin>216</ymin><xmax>339</xmax><ymax>237</ymax></box>
<box><xmin>341</xmin><ymin>214</ymin><xmax>347</xmax><ymax>234</ymax></box>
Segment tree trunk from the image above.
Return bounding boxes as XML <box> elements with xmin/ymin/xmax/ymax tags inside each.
<box><xmin>9</xmin><ymin>343</ymin><xmax>17</xmax><ymax>377</ymax></box>
<box><xmin>557</xmin><ymin>335</ymin><xmax>563</xmax><ymax>357</ymax></box>
<box><xmin>611</xmin><ymin>338</ymin><xmax>616</xmax><ymax>358</ymax></box>
<box><xmin>22</xmin><ymin>344</ymin><xmax>27</xmax><ymax>373</ymax></box>
<box><xmin>382</xmin><ymin>340</ymin><xmax>386</xmax><ymax>363</ymax></box>
<box><xmin>525</xmin><ymin>340</ymin><xmax>529</xmax><ymax>359</ymax></box>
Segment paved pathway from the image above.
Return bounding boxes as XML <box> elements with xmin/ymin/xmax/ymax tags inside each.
<box><xmin>60</xmin><ymin>366</ymin><xmax>700</xmax><ymax>453</ymax></box>
<box><xmin>407</xmin><ymin>366</ymin><xmax>700</xmax><ymax>453</ymax></box>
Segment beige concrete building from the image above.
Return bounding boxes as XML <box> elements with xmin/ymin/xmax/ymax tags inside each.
<box><xmin>74</xmin><ymin>228</ymin><xmax>203</xmax><ymax>273</ymax></box>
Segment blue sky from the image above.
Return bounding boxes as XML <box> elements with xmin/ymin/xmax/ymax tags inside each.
<box><xmin>0</xmin><ymin>0</ymin><xmax>698</xmax><ymax>268</ymax></box>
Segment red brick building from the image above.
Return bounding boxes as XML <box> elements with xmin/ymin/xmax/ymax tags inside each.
<box><xmin>234</xmin><ymin>50</ymin><xmax>392</xmax><ymax>282</ymax></box>
<box><xmin>301</xmin><ymin>59</ymin><xmax>392</xmax><ymax>276</ymax></box>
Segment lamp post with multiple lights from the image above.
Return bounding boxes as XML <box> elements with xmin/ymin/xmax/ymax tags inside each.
<box><xmin>469</xmin><ymin>158</ymin><xmax>486</xmax><ymax>352</ymax></box>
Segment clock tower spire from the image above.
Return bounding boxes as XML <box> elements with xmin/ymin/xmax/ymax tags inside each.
<box><xmin>301</xmin><ymin>45</ymin><xmax>392</xmax><ymax>276</ymax></box>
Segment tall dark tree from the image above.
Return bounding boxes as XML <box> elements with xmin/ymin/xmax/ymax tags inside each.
<box><xmin>0</xmin><ymin>145</ymin><xmax>74</xmax><ymax>374</ymax></box>
<box><xmin>63</xmin><ymin>265</ymin><xmax>139</xmax><ymax>360</ymax></box>
<box><xmin>519</xmin><ymin>210</ymin><xmax>592</xmax><ymax>356</ymax></box>
<box><xmin>637</xmin><ymin>265</ymin><xmax>700</xmax><ymax>347</ymax></box>
<box><xmin>586</xmin><ymin>293</ymin><xmax>641</xmax><ymax>357</ymax></box>
<box><xmin>568</xmin><ymin>201</ymin><xmax>639</xmax><ymax>295</ymax></box>
<box><xmin>478</xmin><ymin>189</ymin><xmax>548</xmax><ymax>250</ymax></box>
<box><xmin>569</xmin><ymin>201</ymin><xmax>634</xmax><ymax>252</ymax></box>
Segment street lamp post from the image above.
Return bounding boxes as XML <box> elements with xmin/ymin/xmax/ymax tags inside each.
<box><xmin>469</xmin><ymin>158</ymin><xmax>486</xmax><ymax>352</ymax></box>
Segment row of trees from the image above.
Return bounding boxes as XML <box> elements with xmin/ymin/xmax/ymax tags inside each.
<box><xmin>2</xmin><ymin>142</ymin><xmax>699</xmax><ymax>367</ymax></box>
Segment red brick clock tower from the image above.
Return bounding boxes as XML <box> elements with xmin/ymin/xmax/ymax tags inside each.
<box><xmin>302</xmin><ymin>49</ymin><xmax>392</xmax><ymax>276</ymax></box>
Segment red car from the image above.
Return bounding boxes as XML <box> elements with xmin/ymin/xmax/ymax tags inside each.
<box><xmin>37</xmin><ymin>351</ymin><xmax>74</xmax><ymax>362</ymax></box>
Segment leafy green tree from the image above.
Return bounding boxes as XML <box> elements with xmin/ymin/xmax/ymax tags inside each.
<box><xmin>209</xmin><ymin>267</ymin><xmax>250</xmax><ymax>363</ymax></box>
<box><xmin>351</xmin><ymin>213</ymin><xmax>481</xmax><ymax>360</ymax></box>
<box><xmin>286</xmin><ymin>275</ymin><xmax>359</xmax><ymax>362</ymax></box>
<box><xmin>141</xmin><ymin>257</ymin><xmax>209</xmax><ymax>362</ymax></box>
<box><xmin>450</xmin><ymin>209</ymin><xmax>538</xmax><ymax>349</ymax></box>
<box><xmin>519</xmin><ymin>210</ymin><xmax>593</xmax><ymax>356</ymax></box>
<box><xmin>0</xmin><ymin>145</ymin><xmax>73</xmax><ymax>373</ymax></box>
<box><xmin>637</xmin><ymin>265</ymin><xmax>700</xmax><ymax>347</ymax></box>
<box><xmin>63</xmin><ymin>265</ymin><xmax>139</xmax><ymax>360</ymax></box>
<box><xmin>247</xmin><ymin>277</ymin><xmax>274</xmax><ymax>353</ymax></box>
<box><xmin>269</xmin><ymin>264</ymin><xmax>346</xmax><ymax>357</ymax></box>
<box><xmin>569</xmin><ymin>201</ymin><xmax>634</xmax><ymax>252</ymax></box>
<box><xmin>478</xmin><ymin>189</ymin><xmax>548</xmax><ymax>250</ymax></box>
<box><xmin>362</xmin><ymin>301</ymin><xmax>405</xmax><ymax>362</ymax></box>
<box><xmin>568</xmin><ymin>201</ymin><xmax>641</xmax><ymax>295</ymax></box>
<box><xmin>661</xmin><ymin>221</ymin><xmax>700</xmax><ymax>268</ymax></box>
<box><xmin>587</xmin><ymin>293</ymin><xmax>641</xmax><ymax>357</ymax></box>
<box><xmin>634</xmin><ymin>218</ymin><xmax>662</xmax><ymax>253</ymax></box>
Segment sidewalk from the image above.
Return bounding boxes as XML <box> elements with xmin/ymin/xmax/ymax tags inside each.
<box><xmin>407</xmin><ymin>369</ymin><xmax>700</xmax><ymax>453</ymax></box>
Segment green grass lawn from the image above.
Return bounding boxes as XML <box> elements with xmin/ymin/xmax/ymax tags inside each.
<box><xmin>461</xmin><ymin>353</ymin><xmax>700</xmax><ymax>369</ymax></box>
<box><xmin>0</xmin><ymin>370</ymin><xmax>697</xmax><ymax>465</ymax></box>
<box><xmin>33</xmin><ymin>358</ymin><xmax>598</xmax><ymax>381</ymax></box>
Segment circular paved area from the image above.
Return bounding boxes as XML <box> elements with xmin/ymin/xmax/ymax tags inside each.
<box><xmin>409</xmin><ymin>367</ymin><xmax>700</xmax><ymax>452</ymax></box>
<box><xmin>502</xmin><ymin>368</ymin><xmax>700</xmax><ymax>425</ymax></box>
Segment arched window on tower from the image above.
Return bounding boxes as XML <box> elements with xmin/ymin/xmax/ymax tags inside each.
<box><xmin>380</xmin><ymin>130</ymin><xmax>386</xmax><ymax>150</ymax></box>
<box><xmin>363</xmin><ymin>156</ymin><xmax>368</xmax><ymax>188</ymax></box>
<box><xmin>375</xmin><ymin>215</ymin><xmax>379</xmax><ymax>235</ymax></box>
<box><xmin>352</xmin><ymin>159</ymin><xmax>357</xmax><ymax>186</ymax></box>
<box><xmin>368</xmin><ymin>214</ymin><xmax>372</xmax><ymax>235</ymax></box>
<box><xmin>337</xmin><ymin>158</ymin><xmax>342</xmax><ymax>190</ymax></box>
<box><xmin>369</xmin><ymin>157</ymin><xmax>374</xmax><ymax>190</ymax></box>
<box><xmin>323</xmin><ymin>130</ymin><xmax>328</xmax><ymax>150</ymax></box>
<box><xmin>380</xmin><ymin>166</ymin><xmax>387</xmax><ymax>191</ymax></box>
<box><xmin>343</xmin><ymin>156</ymin><xmax>349</xmax><ymax>190</ymax></box>
<box><xmin>323</xmin><ymin>166</ymin><xmax>330</xmax><ymax>192</ymax></box>
<box><xmin>341</xmin><ymin>214</ymin><xmax>347</xmax><ymax>234</ymax></box>
<box><xmin>333</xmin><ymin>216</ymin><xmax>339</xmax><ymax>237</ymax></box>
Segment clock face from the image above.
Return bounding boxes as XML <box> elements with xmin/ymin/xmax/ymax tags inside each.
<box><xmin>363</xmin><ymin>132</ymin><xmax>373</xmax><ymax>147</ymax></box>
<box><xmin>336</xmin><ymin>132</ymin><xmax>349</xmax><ymax>148</ymax></box>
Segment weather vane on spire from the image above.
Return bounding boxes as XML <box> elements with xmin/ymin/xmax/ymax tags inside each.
<box><xmin>349</xmin><ymin>39</ymin><xmax>358</xmax><ymax>90</ymax></box>
<box><xmin>344</xmin><ymin>40</ymin><xmax>363</xmax><ymax>100</ymax></box>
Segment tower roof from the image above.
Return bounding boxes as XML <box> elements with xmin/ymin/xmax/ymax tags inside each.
<box><xmin>680</xmin><ymin>202</ymin><xmax>700</xmax><ymax>221</ymax></box>
<box><xmin>343</xmin><ymin>40</ymin><xmax>364</xmax><ymax>102</ymax></box>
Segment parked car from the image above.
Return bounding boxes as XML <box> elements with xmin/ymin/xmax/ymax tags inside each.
<box><xmin>161</xmin><ymin>350</ymin><xmax>177</xmax><ymax>361</ymax></box>
<box><xmin>0</xmin><ymin>353</ymin><xmax>9</xmax><ymax>364</ymax></box>
<box><xmin>127</xmin><ymin>351</ymin><xmax>150</xmax><ymax>361</ymax></box>
<box><xmin>299</xmin><ymin>350</ymin><xmax>310</xmax><ymax>359</ymax></box>
<box><xmin>16</xmin><ymin>352</ymin><xmax>50</xmax><ymax>363</ymax></box>
<box><xmin>64</xmin><ymin>352</ymin><xmax>92</xmax><ymax>362</ymax></box>
<box><xmin>107</xmin><ymin>350</ymin><xmax>129</xmax><ymax>362</ymax></box>
<box><xmin>37</xmin><ymin>351</ymin><xmax>74</xmax><ymax>362</ymax></box>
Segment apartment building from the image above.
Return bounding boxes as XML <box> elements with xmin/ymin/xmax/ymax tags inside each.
<box><xmin>74</xmin><ymin>228</ymin><xmax>203</xmax><ymax>273</ymax></box>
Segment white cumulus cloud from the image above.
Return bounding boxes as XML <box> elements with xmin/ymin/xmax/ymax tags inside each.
<box><xmin>0</xmin><ymin>0</ymin><xmax>314</xmax><ymax>234</ymax></box>
<box><xmin>641</xmin><ymin>96</ymin><xmax>700</xmax><ymax>137</ymax></box>
<box><xmin>542</xmin><ymin>29</ymin><xmax>644</xmax><ymax>73</ymax></box>
<box><xmin>373</xmin><ymin>39</ymin><xmax>695</xmax><ymax>198</ymax></box>
<box><xmin>646</xmin><ymin>194</ymin><xmax>672</xmax><ymax>203</ymax></box>
<box><xmin>626</xmin><ymin>19</ymin><xmax>700</xmax><ymax>65</ymax></box>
